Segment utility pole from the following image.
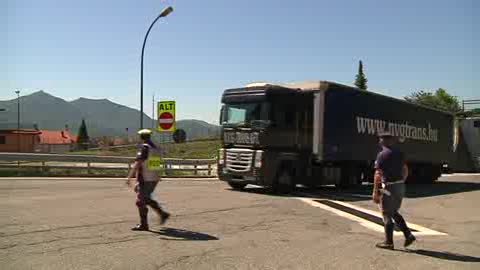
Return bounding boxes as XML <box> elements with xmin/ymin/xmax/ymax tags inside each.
<box><xmin>15</xmin><ymin>90</ymin><xmax>20</xmax><ymax>152</ymax></box>
<box><xmin>139</xmin><ymin>6</ymin><xmax>174</xmax><ymax>129</ymax></box>
<box><xmin>152</xmin><ymin>94</ymin><xmax>155</xmax><ymax>129</ymax></box>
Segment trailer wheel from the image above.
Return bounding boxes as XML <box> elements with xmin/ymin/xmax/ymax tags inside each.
<box><xmin>421</xmin><ymin>165</ymin><xmax>439</xmax><ymax>184</ymax></box>
<box><xmin>272</xmin><ymin>167</ymin><xmax>295</xmax><ymax>194</ymax></box>
<box><xmin>336</xmin><ymin>165</ymin><xmax>361</xmax><ymax>190</ymax></box>
<box><xmin>408</xmin><ymin>165</ymin><xmax>436</xmax><ymax>184</ymax></box>
<box><xmin>228</xmin><ymin>182</ymin><xmax>247</xmax><ymax>190</ymax></box>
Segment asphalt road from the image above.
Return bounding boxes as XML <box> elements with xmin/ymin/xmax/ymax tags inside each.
<box><xmin>0</xmin><ymin>175</ymin><xmax>479</xmax><ymax>270</ymax></box>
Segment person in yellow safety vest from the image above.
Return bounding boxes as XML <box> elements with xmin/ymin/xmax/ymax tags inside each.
<box><xmin>127</xmin><ymin>129</ymin><xmax>170</xmax><ymax>231</ymax></box>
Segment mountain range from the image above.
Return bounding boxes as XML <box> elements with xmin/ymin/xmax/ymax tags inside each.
<box><xmin>0</xmin><ymin>91</ymin><xmax>220</xmax><ymax>139</ymax></box>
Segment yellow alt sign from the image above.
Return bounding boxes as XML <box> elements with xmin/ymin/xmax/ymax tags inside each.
<box><xmin>157</xmin><ymin>101</ymin><xmax>176</xmax><ymax>132</ymax></box>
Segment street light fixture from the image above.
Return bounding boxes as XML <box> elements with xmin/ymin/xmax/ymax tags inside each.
<box><xmin>140</xmin><ymin>6</ymin><xmax>174</xmax><ymax>129</ymax></box>
<box><xmin>15</xmin><ymin>90</ymin><xmax>20</xmax><ymax>152</ymax></box>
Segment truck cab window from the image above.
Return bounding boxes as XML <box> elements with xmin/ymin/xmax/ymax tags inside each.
<box><xmin>228</xmin><ymin>107</ymin><xmax>247</xmax><ymax>124</ymax></box>
<box><xmin>223</xmin><ymin>102</ymin><xmax>268</xmax><ymax>126</ymax></box>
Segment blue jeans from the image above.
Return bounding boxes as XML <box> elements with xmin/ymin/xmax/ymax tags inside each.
<box><xmin>380</xmin><ymin>183</ymin><xmax>412</xmax><ymax>243</ymax></box>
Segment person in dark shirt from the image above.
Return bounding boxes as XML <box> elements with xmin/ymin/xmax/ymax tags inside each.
<box><xmin>373</xmin><ymin>132</ymin><xmax>416</xmax><ymax>249</ymax></box>
<box><xmin>127</xmin><ymin>129</ymin><xmax>170</xmax><ymax>231</ymax></box>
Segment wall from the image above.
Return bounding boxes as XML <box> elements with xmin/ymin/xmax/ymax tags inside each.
<box><xmin>36</xmin><ymin>144</ymin><xmax>72</xmax><ymax>153</ymax></box>
<box><xmin>0</xmin><ymin>133</ymin><xmax>37</xmax><ymax>152</ymax></box>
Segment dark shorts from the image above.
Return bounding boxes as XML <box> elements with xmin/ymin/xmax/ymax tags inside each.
<box><xmin>135</xmin><ymin>181</ymin><xmax>159</xmax><ymax>207</ymax></box>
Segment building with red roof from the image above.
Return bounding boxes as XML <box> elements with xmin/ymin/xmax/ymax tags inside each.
<box><xmin>0</xmin><ymin>127</ymin><xmax>77</xmax><ymax>153</ymax></box>
<box><xmin>0</xmin><ymin>129</ymin><xmax>42</xmax><ymax>152</ymax></box>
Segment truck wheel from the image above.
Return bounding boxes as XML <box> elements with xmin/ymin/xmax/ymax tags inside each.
<box><xmin>421</xmin><ymin>166</ymin><xmax>439</xmax><ymax>184</ymax></box>
<box><xmin>335</xmin><ymin>180</ymin><xmax>349</xmax><ymax>190</ymax></box>
<box><xmin>272</xmin><ymin>168</ymin><xmax>295</xmax><ymax>194</ymax></box>
<box><xmin>335</xmin><ymin>166</ymin><xmax>360</xmax><ymax>190</ymax></box>
<box><xmin>304</xmin><ymin>182</ymin><xmax>318</xmax><ymax>189</ymax></box>
<box><xmin>228</xmin><ymin>182</ymin><xmax>247</xmax><ymax>190</ymax></box>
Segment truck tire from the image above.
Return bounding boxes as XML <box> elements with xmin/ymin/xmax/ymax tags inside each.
<box><xmin>421</xmin><ymin>166</ymin><xmax>432</xmax><ymax>184</ymax></box>
<box><xmin>336</xmin><ymin>165</ymin><xmax>361</xmax><ymax>190</ymax></box>
<box><xmin>228</xmin><ymin>182</ymin><xmax>247</xmax><ymax>190</ymax></box>
<box><xmin>406</xmin><ymin>165</ymin><xmax>419</xmax><ymax>184</ymax></box>
<box><xmin>421</xmin><ymin>165</ymin><xmax>440</xmax><ymax>184</ymax></box>
<box><xmin>335</xmin><ymin>180</ymin><xmax>349</xmax><ymax>190</ymax></box>
<box><xmin>272</xmin><ymin>168</ymin><xmax>295</xmax><ymax>194</ymax></box>
<box><xmin>408</xmin><ymin>165</ymin><xmax>436</xmax><ymax>184</ymax></box>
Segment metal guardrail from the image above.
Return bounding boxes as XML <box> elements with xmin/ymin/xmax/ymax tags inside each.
<box><xmin>0</xmin><ymin>153</ymin><xmax>217</xmax><ymax>177</ymax></box>
<box><xmin>87</xmin><ymin>144</ymin><xmax>138</xmax><ymax>151</ymax></box>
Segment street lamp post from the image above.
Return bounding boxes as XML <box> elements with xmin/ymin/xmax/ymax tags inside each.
<box><xmin>140</xmin><ymin>6</ymin><xmax>174</xmax><ymax>129</ymax></box>
<box><xmin>15</xmin><ymin>90</ymin><xmax>20</xmax><ymax>152</ymax></box>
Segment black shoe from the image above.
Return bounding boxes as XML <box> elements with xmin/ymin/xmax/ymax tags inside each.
<box><xmin>375</xmin><ymin>242</ymin><xmax>394</xmax><ymax>250</ymax></box>
<box><xmin>404</xmin><ymin>234</ymin><xmax>416</xmax><ymax>247</ymax></box>
<box><xmin>131</xmin><ymin>224</ymin><xmax>149</xmax><ymax>231</ymax></box>
<box><xmin>160</xmin><ymin>212</ymin><xmax>170</xmax><ymax>225</ymax></box>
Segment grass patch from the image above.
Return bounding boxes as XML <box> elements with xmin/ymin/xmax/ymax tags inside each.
<box><xmin>0</xmin><ymin>167</ymin><xmax>46</xmax><ymax>177</ymax></box>
<box><xmin>73</xmin><ymin>140</ymin><xmax>221</xmax><ymax>159</ymax></box>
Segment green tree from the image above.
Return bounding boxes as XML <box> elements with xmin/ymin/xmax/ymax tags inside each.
<box><xmin>354</xmin><ymin>60</ymin><xmax>368</xmax><ymax>90</ymax></box>
<box><xmin>173</xmin><ymin>129</ymin><xmax>187</xmax><ymax>143</ymax></box>
<box><xmin>77</xmin><ymin>119</ymin><xmax>90</xmax><ymax>150</ymax></box>
<box><xmin>405</xmin><ymin>88</ymin><xmax>461</xmax><ymax>113</ymax></box>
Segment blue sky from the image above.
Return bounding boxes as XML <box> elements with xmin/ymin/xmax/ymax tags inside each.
<box><xmin>2</xmin><ymin>0</ymin><xmax>477</xmax><ymax>124</ymax></box>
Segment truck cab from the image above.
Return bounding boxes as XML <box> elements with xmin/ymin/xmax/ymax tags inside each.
<box><xmin>218</xmin><ymin>83</ymin><xmax>315</xmax><ymax>191</ymax></box>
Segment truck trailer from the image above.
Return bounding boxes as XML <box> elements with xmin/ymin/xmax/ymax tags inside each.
<box><xmin>217</xmin><ymin>81</ymin><xmax>455</xmax><ymax>192</ymax></box>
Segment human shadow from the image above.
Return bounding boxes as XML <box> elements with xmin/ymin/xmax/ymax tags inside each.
<box><xmin>332</xmin><ymin>181</ymin><xmax>480</xmax><ymax>200</ymax></box>
<box><xmin>399</xmin><ymin>249</ymin><xmax>480</xmax><ymax>262</ymax></box>
<box><xmin>226</xmin><ymin>180</ymin><xmax>480</xmax><ymax>202</ymax></box>
<box><xmin>227</xmin><ymin>184</ymin><xmax>369</xmax><ymax>201</ymax></box>
<box><xmin>324</xmin><ymin>181</ymin><xmax>480</xmax><ymax>200</ymax></box>
<box><xmin>149</xmin><ymin>227</ymin><xmax>219</xmax><ymax>241</ymax></box>
<box><xmin>404</xmin><ymin>181</ymin><xmax>480</xmax><ymax>198</ymax></box>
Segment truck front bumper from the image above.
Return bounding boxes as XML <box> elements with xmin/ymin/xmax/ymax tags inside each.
<box><xmin>218</xmin><ymin>166</ymin><xmax>263</xmax><ymax>185</ymax></box>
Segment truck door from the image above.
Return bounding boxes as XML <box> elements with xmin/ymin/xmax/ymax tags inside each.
<box><xmin>298</xmin><ymin>93</ymin><xmax>313</xmax><ymax>151</ymax></box>
<box><xmin>269</xmin><ymin>97</ymin><xmax>300</xmax><ymax>149</ymax></box>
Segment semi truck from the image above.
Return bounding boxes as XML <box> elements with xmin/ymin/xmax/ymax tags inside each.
<box><xmin>217</xmin><ymin>80</ymin><xmax>455</xmax><ymax>192</ymax></box>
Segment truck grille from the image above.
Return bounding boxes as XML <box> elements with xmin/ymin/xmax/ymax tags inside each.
<box><xmin>226</xmin><ymin>149</ymin><xmax>253</xmax><ymax>172</ymax></box>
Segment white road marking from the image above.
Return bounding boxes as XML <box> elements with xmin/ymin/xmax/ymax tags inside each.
<box><xmin>441</xmin><ymin>173</ymin><xmax>480</xmax><ymax>177</ymax></box>
<box><xmin>296</xmin><ymin>197</ymin><xmax>448</xmax><ymax>236</ymax></box>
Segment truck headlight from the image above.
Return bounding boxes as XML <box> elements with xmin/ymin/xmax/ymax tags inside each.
<box><xmin>218</xmin><ymin>148</ymin><xmax>225</xmax><ymax>165</ymax></box>
<box><xmin>254</xmin><ymin>150</ymin><xmax>263</xmax><ymax>168</ymax></box>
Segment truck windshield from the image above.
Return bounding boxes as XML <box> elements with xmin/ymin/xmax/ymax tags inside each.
<box><xmin>223</xmin><ymin>102</ymin><xmax>268</xmax><ymax>126</ymax></box>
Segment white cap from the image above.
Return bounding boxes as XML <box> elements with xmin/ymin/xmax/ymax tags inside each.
<box><xmin>137</xmin><ymin>129</ymin><xmax>152</xmax><ymax>135</ymax></box>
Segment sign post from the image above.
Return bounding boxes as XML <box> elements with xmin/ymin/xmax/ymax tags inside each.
<box><xmin>157</xmin><ymin>101</ymin><xmax>175</xmax><ymax>175</ymax></box>
<box><xmin>157</xmin><ymin>101</ymin><xmax>176</xmax><ymax>132</ymax></box>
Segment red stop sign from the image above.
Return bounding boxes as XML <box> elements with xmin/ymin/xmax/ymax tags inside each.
<box><xmin>158</xmin><ymin>112</ymin><xmax>174</xmax><ymax>130</ymax></box>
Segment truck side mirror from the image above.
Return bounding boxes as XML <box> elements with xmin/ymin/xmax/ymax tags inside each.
<box><xmin>219</xmin><ymin>105</ymin><xmax>225</xmax><ymax>124</ymax></box>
